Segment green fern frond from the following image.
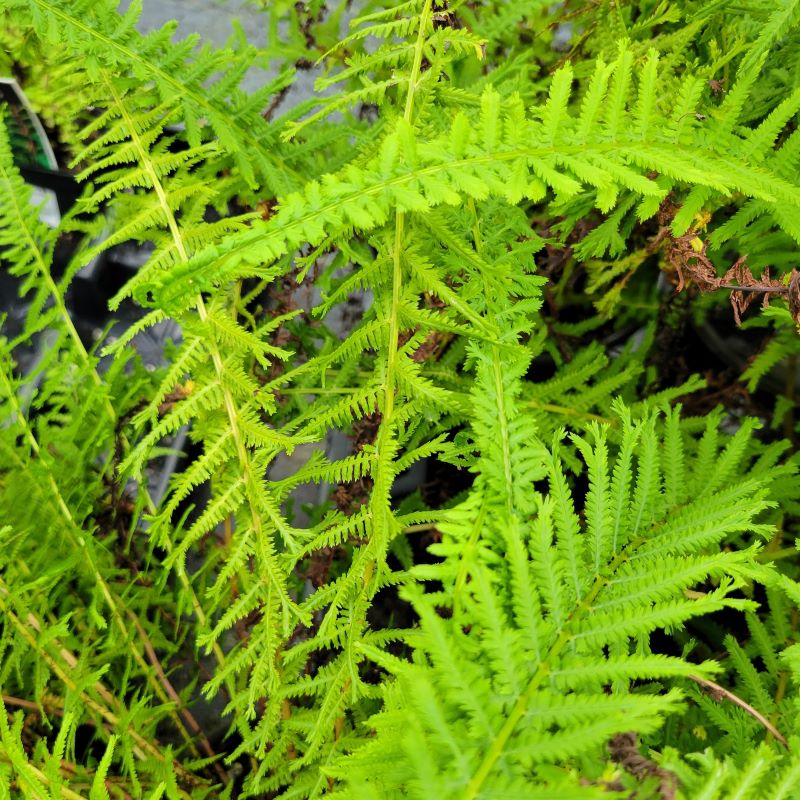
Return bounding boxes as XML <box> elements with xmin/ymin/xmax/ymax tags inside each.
<box><xmin>329</xmin><ymin>403</ymin><xmax>785</xmax><ymax>798</ymax></box>
<box><xmin>6</xmin><ymin>0</ymin><xmax>300</xmax><ymax>191</ymax></box>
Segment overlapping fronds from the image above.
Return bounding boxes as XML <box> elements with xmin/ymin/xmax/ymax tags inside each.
<box><xmin>2</xmin><ymin>0</ymin><xmax>300</xmax><ymax>192</ymax></box>
<box><xmin>148</xmin><ymin>46</ymin><xmax>800</xmax><ymax>306</ymax></box>
<box><xmin>3</xmin><ymin>0</ymin><xmax>800</xmax><ymax>797</ymax></box>
<box><xmin>328</xmin><ymin>403</ymin><xmax>783</xmax><ymax>798</ymax></box>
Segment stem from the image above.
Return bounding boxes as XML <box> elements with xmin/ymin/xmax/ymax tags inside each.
<box><xmin>0</xmin><ymin>756</ymin><xmax>86</xmax><ymax>800</ymax></box>
<box><xmin>771</xmin><ymin>670</ymin><xmax>789</xmax><ymax>746</ymax></box>
<box><xmin>110</xmin><ymin>79</ymin><xmax>296</xmax><ymax>556</ymax></box>
<box><xmin>381</xmin><ymin>0</ymin><xmax>431</xmax><ymax>424</ymax></box>
<box><xmin>403</xmin><ymin>522</ymin><xmax>440</xmax><ymax>533</ymax></box>
<box><xmin>368</xmin><ymin>0</ymin><xmax>433</xmax><ymax>559</ymax></box>
<box><xmin>784</xmin><ymin>354</ymin><xmax>797</xmax><ymax>446</ymax></box>
<box><xmin>716</xmin><ymin>283</ymin><xmax>787</xmax><ymax>293</ymax></box>
<box><xmin>524</xmin><ymin>399</ymin><xmax>615</xmax><ymax>425</ymax></box>
<box><xmin>326</xmin><ymin>3</ymin><xmax>436</xmax><ymax>774</ymax></box>
<box><xmin>0</xmin><ymin>582</ymin><xmax>199</xmax><ymax>792</ymax></box>
<box><xmin>467</xmin><ymin>197</ymin><xmax>513</xmax><ymax>516</ymax></box>
<box><xmin>2</xmin><ymin>695</ymin><xmax>58</xmax><ymax>714</ymax></box>
<box><xmin>493</xmin><ymin>349</ymin><xmax>514</xmax><ymax>517</ymax></box>
<box><xmin>755</xmin><ymin>547</ymin><xmax>798</xmax><ymax>563</ymax></box>
<box><xmin>688</xmin><ymin>674</ymin><xmax>788</xmax><ymax>748</ymax></box>
<box><xmin>107</xmin><ymin>79</ymin><xmax>295</xmax><ymax>718</ymax></box>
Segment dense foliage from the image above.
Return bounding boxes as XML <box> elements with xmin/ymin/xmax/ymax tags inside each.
<box><xmin>2</xmin><ymin>0</ymin><xmax>800</xmax><ymax>797</ymax></box>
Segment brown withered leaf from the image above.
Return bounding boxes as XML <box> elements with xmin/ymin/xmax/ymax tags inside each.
<box><xmin>158</xmin><ymin>382</ymin><xmax>194</xmax><ymax>416</ymax></box>
<box><xmin>661</xmin><ymin>223</ymin><xmax>799</xmax><ymax>325</ymax></box>
<box><xmin>787</xmin><ymin>269</ymin><xmax>800</xmax><ymax>323</ymax></box>
<box><xmin>609</xmin><ymin>732</ymin><xmax>677</xmax><ymax>800</ymax></box>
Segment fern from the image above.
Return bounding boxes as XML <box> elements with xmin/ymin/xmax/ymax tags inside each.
<box><xmin>2</xmin><ymin>0</ymin><xmax>800</xmax><ymax>797</ymax></box>
<box><xmin>328</xmin><ymin>405</ymin><xmax>780</xmax><ymax>798</ymax></box>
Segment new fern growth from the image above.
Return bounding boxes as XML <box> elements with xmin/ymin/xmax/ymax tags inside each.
<box><xmin>2</xmin><ymin>0</ymin><xmax>800</xmax><ymax>798</ymax></box>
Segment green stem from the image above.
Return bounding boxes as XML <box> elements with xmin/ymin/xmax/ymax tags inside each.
<box><xmin>524</xmin><ymin>399</ymin><xmax>615</xmax><ymax>425</ymax></box>
<box><xmin>462</xmin><ymin>540</ymin><xmax>643</xmax><ymax>799</ymax></box>
<box><xmin>107</xmin><ymin>78</ymin><xmax>271</xmax><ymax>729</ymax></box>
<box><xmin>467</xmin><ymin>197</ymin><xmax>514</xmax><ymax>516</ymax></box>
<box><xmin>366</xmin><ymin>0</ymin><xmax>433</xmax><ymax>569</ymax></box>
<box><xmin>755</xmin><ymin>547</ymin><xmax>798</xmax><ymax>563</ymax></box>
<box><xmin>0</xmin><ymin>754</ymin><xmax>87</xmax><ymax>800</ymax></box>
<box><xmin>382</xmin><ymin>0</ymin><xmax>432</xmax><ymax>424</ymax></box>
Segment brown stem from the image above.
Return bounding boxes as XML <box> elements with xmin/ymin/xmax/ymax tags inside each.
<box><xmin>715</xmin><ymin>283</ymin><xmax>787</xmax><ymax>294</ymax></box>
<box><xmin>688</xmin><ymin>674</ymin><xmax>788</xmax><ymax>747</ymax></box>
<box><xmin>127</xmin><ymin>612</ymin><xmax>229</xmax><ymax>786</ymax></box>
<box><xmin>282</xmin><ymin>699</ymin><xmax>297</xmax><ymax>760</ymax></box>
<box><xmin>2</xmin><ymin>694</ymin><xmax>58</xmax><ymax>714</ymax></box>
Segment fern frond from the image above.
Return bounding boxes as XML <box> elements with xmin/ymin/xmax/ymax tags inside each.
<box><xmin>9</xmin><ymin>0</ymin><xmax>300</xmax><ymax>190</ymax></box>
<box><xmin>329</xmin><ymin>404</ymin><xmax>785</xmax><ymax>798</ymax></box>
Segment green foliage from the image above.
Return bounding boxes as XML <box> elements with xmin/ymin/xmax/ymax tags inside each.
<box><xmin>1</xmin><ymin>0</ymin><xmax>800</xmax><ymax>797</ymax></box>
<box><xmin>328</xmin><ymin>404</ymin><xmax>785</xmax><ymax>798</ymax></box>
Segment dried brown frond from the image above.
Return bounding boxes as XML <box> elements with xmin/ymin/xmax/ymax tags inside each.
<box><xmin>658</xmin><ymin>207</ymin><xmax>800</xmax><ymax>325</ymax></box>
<box><xmin>609</xmin><ymin>732</ymin><xmax>678</xmax><ymax>800</ymax></box>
